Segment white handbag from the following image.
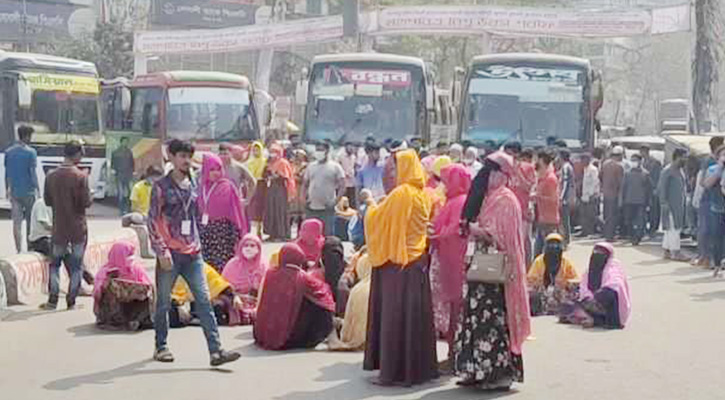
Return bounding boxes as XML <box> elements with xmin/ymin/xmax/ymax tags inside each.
<box><xmin>466</xmin><ymin>241</ymin><xmax>508</xmax><ymax>284</ymax></box>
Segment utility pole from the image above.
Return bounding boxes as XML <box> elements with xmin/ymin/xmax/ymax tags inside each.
<box><xmin>21</xmin><ymin>0</ymin><xmax>29</xmax><ymax>52</ymax></box>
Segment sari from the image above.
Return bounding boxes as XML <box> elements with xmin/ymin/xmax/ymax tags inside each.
<box><xmin>171</xmin><ymin>263</ymin><xmax>245</xmax><ymax>326</ymax></box>
<box><xmin>364</xmin><ymin>149</ymin><xmax>438</xmax><ymax>386</ymax></box>
<box><xmin>222</xmin><ymin>234</ymin><xmax>267</xmax><ymax>324</ymax></box>
<box><xmin>198</xmin><ymin>154</ymin><xmax>247</xmax><ymax>271</ymax></box>
<box><xmin>264</xmin><ymin>145</ymin><xmax>295</xmax><ymax>239</ymax></box>
<box><xmin>254</xmin><ymin>243</ymin><xmax>336</xmax><ymax>350</ymax></box>
<box><xmin>431</xmin><ymin>164</ymin><xmax>471</xmax><ymax>343</ymax></box>
<box><xmin>93</xmin><ymin>241</ymin><xmax>153</xmax><ymax>330</ymax></box>
<box><xmin>527</xmin><ymin>234</ymin><xmax>580</xmax><ymax>316</ymax></box>
<box><xmin>339</xmin><ymin>253</ymin><xmax>373</xmax><ymax>350</ymax></box>
<box><xmin>454</xmin><ymin>151</ymin><xmax>531</xmax><ymax>387</ymax></box>
<box><xmin>296</xmin><ymin>218</ymin><xmax>325</xmax><ymax>265</ymax></box>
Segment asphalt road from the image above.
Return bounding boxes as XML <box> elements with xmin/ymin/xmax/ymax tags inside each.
<box><xmin>1</xmin><ymin>209</ymin><xmax>724</xmax><ymax>400</ymax></box>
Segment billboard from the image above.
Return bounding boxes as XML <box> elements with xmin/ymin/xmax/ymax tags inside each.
<box><xmin>0</xmin><ymin>0</ymin><xmax>94</xmax><ymax>41</ymax></box>
<box><xmin>152</xmin><ymin>0</ymin><xmax>256</xmax><ymax>28</ymax></box>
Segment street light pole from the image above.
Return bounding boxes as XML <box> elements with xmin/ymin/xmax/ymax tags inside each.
<box><xmin>21</xmin><ymin>0</ymin><xmax>29</xmax><ymax>52</ymax></box>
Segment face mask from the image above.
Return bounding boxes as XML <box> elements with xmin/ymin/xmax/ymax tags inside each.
<box><xmin>633</xmin><ymin>161</ymin><xmax>641</xmax><ymax>168</ymax></box>
<box><xmin>463</xmin><ymin>158</ymin><xmax>474</xmax><ymax>166</ymax></box>
<box><xmin>315</xmin><ymin>151</ymin><xmax>326</xmax><ymax>161</ymax></box>
<box><xmin>241</xmin><ymin>245</ymin><xmax>259</xmax><ymax>260</ymax></box>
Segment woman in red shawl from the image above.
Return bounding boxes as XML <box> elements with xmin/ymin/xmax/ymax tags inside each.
<box><xmin>295</xmin><ymin>218</ymin><xmax>325</xmax><ymax>266</ymax></box>
<box><xmin>454</xmin><ymin>151</ymin><xmax>531</xmax><ymax>391</ymax></box>
<box><xmin>430</xmin><ymin>163</ymin><xmax>471</xmax><ymax>368</ymax></box>
<box><xmin>198</xmin><ymin>153</ymin><xmax>248</xmax><ymax>271</ymax></box>
<box><xmin>254</xmin><ymin>243</ymin><xmax>343</xmax><ymax>350</ymax></box>
<box><xmin>93</xmin><ymin>241</ymin><xmax>154</xmax><ymax>330</ymax></box>
<box><xmin>263</xmin><ymin>144</ymin><xmax>297</xmax><ymax>241</ymax></box>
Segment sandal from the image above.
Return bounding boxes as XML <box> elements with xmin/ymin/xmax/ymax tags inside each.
<box><xmin>153</xmin><ymin>348</ymin><xmax>175</xmax><ymax>363</ymax></box>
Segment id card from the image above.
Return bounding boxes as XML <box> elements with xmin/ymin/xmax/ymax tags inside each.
<box><xmin>181</xmin><ymin>220</ymin><xmax>192</xmax><ymax>235</ymax></box>
<box><xmin>466</xmin><ymin>241</ymin><xmax>476</xmax><ymax>257</ymax></box>
<box><xmin>201</xmin><ymin>214</ymin><xmax>209</xmax><ymax>226</ymax></box>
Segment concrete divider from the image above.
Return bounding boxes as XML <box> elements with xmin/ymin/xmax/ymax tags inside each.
<box><xmin>0</xmin><ymin>228</ymin><xmax>140</xmax><ymax>306</ymax></box>
<box><xmin>0</xmin><ymin>267</ymin><xmax>7</xmax><ymax>310</ymax></box>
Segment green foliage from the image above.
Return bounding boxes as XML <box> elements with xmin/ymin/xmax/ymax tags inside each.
<box><xmin>55</xmin><ymin>20</ymin><xmax>134</xmax><ymax>79</ymax></box>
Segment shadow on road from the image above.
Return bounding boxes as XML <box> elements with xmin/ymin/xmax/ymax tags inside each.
<box><xmin>43</xmin><ymin>359</ymin><xmax>231</xmax><ymax>391</ymax></box>
<box><xmin>66</xmin><ymin>323</ymin><xmax>147</xmax><ymax>337</ymax></box>
<box><xmin>690</xmin><ymin>290</ymin><xmax>725</xmax><ymax>302</ymax></box>
<box><xmin>1</xmin><ymin>308</ymin><xmax>57</xmax><ymax>322</ymax></box>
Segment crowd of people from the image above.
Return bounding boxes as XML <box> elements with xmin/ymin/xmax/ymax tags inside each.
<box><xmin>32</xmin><ymin>123</ymin><xmax>725</xmax><ymax>388</ymax></box>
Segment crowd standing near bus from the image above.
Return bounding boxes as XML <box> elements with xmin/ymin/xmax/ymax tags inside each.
<box><xmin>21</xmin><ymin>119</ymin><xmax>725</xmax><ymax>390</ymax></box>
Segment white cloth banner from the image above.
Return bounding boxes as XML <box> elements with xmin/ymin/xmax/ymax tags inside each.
<box><xmin>134</xmin><ymin>15</ymin><xmax>342</xmax><ymax>55</ymax></box>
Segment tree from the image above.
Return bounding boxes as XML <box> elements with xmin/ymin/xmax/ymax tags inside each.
<box><xmin>55</xmin><ymin>20</ymin><xmax>135</xmax><ymax>79</ymax></box>
<box><xmin>693</xmin><ymin>0</ymin><xmax>723</xmax><ymax>132</ymax></box>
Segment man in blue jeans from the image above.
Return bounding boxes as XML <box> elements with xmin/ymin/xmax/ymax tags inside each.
<box><xmin>148</xmin><ymin>139</ymin><xmax>240</xmax><ymax>366</ymax></box>
<box><xmin>41</xmin><ymin>141</ymin><xmax>91</xmax><ymax>310</ymax></box>
<box><xmin>5</xmin><ymin>125</ymin><xmax>38</xmax><ymax>253</ymax></box>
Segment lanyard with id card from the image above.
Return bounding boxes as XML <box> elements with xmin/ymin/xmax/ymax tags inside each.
<box><xmin>200</xmin><ymin>181</ymin><xmax>219</xmax><ymax>226</ymax></box>
<box><xmin>174</xmin><ymin>181</ymin><xmax>195</xmax><ymax>236</ymax></box>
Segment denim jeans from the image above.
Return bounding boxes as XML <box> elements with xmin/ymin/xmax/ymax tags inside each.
<box><xmin>11</xmin><ymin>195</ymin><xmax>35</xmax><ymax>253</ymax></box>
<box><xmin>48</xmin><ymin>242</ymin><xmax>85</xmax><ymax>306</ymax></box>
<box><xmin>117</xmin><ymin>178</ymin><xmax>132</xmax><ymax>215</ymax></box>
<box><xmin>154</xmin><ymin>252</ymin><xmax>221</xmax><ymax>354</ymax></box>
<box><xmin>705</xmin><ymin>209</ymin><xmax>725</xmax><ymax>267</ymax></box>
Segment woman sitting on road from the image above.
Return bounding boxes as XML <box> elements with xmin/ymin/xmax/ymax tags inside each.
<box><xmin>221</xmin><ymin>234</ymin><xmax>268</xmax><ymax>325</ymax></box>
<box><xmin>333</xmin><ymin>249</ymin><xmax>373</xmax><ymax>351</ymax></box>
<box><xmin>93</xmin><ymin>241</ymin><xmax>154</xmax><ymax>331</ymax></box>
<box><xmin>254</xmin><ymin>243</ymin><xmax>344</xmax><ymax>350</ymax></box>
<box><xmin>527</xmin><ymin>233</ymin><xmax>580</xmax><ymax>316</ymax></box>
<box><xmin>559</xmin><ymin>242</ymin><xmax>631</xmax><ymax>329</ymax></box>
<box><xmin>295</xmin><ymin>218</ymin><xmax>326</xmax><ymax>267</ymax></box>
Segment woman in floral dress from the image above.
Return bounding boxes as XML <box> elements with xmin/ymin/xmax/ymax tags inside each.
<box><xmin>454</xmin><ymin>151</ymin><xmax>531</xmax><ymax>391</ymax></box>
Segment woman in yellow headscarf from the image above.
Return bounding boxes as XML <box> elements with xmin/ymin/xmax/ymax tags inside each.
<box><xmin>245</xmin><ymin>141</ymin><xmax>268</xmax><ymax>236</ymax></box>
<box><xmin>527</xmin><ymin>233</ymin><xmax>580</xmax><ymax>316</ymax></box>
<box><xmin>363</xmin><ymin>149</ymin><xmax>438</xmax><ymax>387</ymax></box>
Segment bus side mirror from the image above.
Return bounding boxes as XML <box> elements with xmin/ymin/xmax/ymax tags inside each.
<box><xmin>426</xmin><ymin>85</ymin><xmax>434</xmax><ymax>111</ymax></box>
<box><xmin>121</xmin><ymin>87</ymin><xmax>131</xmax><ymax>114</ymax></box>
<box><xmin>17</xmin><ymin>79</ymin><xmax>31</xmax><ymax>108</ymax></box>
<box><xmin>296</xmin><ymin>80</ymin><xmax>308</xmax><ymax>106</ymax></box>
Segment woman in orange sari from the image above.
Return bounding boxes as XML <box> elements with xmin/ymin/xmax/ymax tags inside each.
<box><xmin>263</xmin><ymin>144</ymin><xmax>296</xmax><ymax>241</ymax></box>
<box><xmin>363</xmin><ymin>149</ymin><xmax>438</xmax><ymax>387</ymax></box>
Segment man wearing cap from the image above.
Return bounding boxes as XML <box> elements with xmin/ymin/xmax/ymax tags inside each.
<box><xmin>600</xmin><ymin>146</ymin><xmax>624</xmax><ymax>242</ymax></box>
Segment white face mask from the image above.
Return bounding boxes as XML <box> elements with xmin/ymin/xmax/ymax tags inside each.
<box><xmin>315</xmin><ymin>151</ymin><xmax>327</xmax><ymax>161</ymax></box>
<box><xmin>241</xmin><ymin>246</ymin><xmax>259</xmax><ymax>260</ymax></box>
<box><xmin>463</xmin><ymin>158</ymin><xmax>474</xmax><ymax>166</ymax></box>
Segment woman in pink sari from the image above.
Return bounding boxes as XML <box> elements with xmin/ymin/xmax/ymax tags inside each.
<box><xmin>295</xmin><ymin>218</ymin><xmax>325</xmax><ymax>266</ymax></box>
<box><xmin>454</xmin><ymin>151</ymin><xmax>531</xmax><ymax>391</ymax></box>
<box><xmin>93</xmin><ymin>241</ymin><xmax>153</xmax><ymax>330</ymax></box>
<box><xmin>222</xmin><ymin>234</ymin><xmax>268</xmax><ymax>325</ymax></box>
<box><xmin>560</xmin><ymin>242</ymin><xmax>631</xmax><ymax>329</ymax></box>
<box><xmin>430</xmin><ymin>163</ymin><xmax>471</xmax><ymax>366</ymax></box>
<box><xmin>254</xmin><ymin>243</ymin><xmax>342</xmax><ymax>350</ymax></box>
<box><xmin>198</xmin><ymin>153</ymin><xmax>248</xmax><ymax>271</ymax></box>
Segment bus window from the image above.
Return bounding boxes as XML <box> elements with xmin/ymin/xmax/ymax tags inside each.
<box><xmin>129</xmin><ymin>88</ymin><xmax>162</xmax><ymax>137</ymax></box>
<box><xmin>27</xmin><ymin>91</ymin><xmax>99</xmax><ymax>135</ymax></box>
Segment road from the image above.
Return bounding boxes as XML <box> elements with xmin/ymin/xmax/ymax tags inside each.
<box><xmin>1</xmin><ymin>207</ymin><xmax>724</xmax><ymax>400</ymax></box>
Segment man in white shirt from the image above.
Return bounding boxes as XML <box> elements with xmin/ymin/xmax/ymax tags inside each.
<box><xmin>303</xmin><ymin>141</ymin><xmax>346</xmax><ymax>236</ymax></box>
<box><xmin>28</xmin><ymin>198</ymin><xmax>52</xmax><ymax>256</ymax></box>
<box><xmin>337</xmin><ymin>142</ymin><xmax>358</xmax><ymax>206</ymax></box>
<box><xmin>579</xmin><ymin>153</ymin><xmax>601</xmax><ymax>237</ymax></box>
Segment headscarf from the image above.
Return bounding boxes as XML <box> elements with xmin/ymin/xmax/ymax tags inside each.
<box><xmin>296</xmin><ymin>218</ymin><xmax>325</xmax><ymax>265</ymax></box>
<box><xmin>476</xmin><ymin>152</ymin><xmax>531</xmax><ymax>355</ymax></box>
<box><xmin>421</xmin><ymin>155</ymin><xmax>437</xmax><ymax>189</ymax></box>
<box><xmin>543</xmin><ymin>233</ymin><xmax>564</xmax><ymax>287</ymax></box>
<box><xmin>245</xmin><ymin>141</ymin><xmax>267</xmax><ymax>179</ymax></box>
<box><xmin>93</xmin><ymin>241</ymin><xmax>152</xmax><ymax>313</ymax></box>
<box><xmin>433</xmin><ymin>155</ymin><xmax>452</xmax><ymax>178</ymax></box>
<box><xmin>198</xmin><ymin>153</ymin><xmax>248</xmax><ymax>234</ymax></box>
<box><xmin>321</xmin><ymin>236</ymin><xmax>345</xmax><ymax>303</ymax></box>
<box><xmin>579</xmin><ymin>242</ymin><xmax>632</xmax><ymax>327</ymax></box>
<box><xmin>461</xmin><ymin>153</ymin><xmax>508</xmax><ymax>222</ymax></box>
<box><xmin>222</xmin><ymin>234</ymin><xmax>267</xmax><ymax>295</ymax></box>
<box><xmin>365</xmin><ymin>149</ymin><xmax>430</xmax><ymax>267</ymax></box>
<box><xmin>432</xmin><ymin>164</ymin><xmax>472</xmax><ymax>302</ymax></box>
<box><xmin>266</xmin><ymin>144</ymin><xmax>297</xmax><ymax>198</ymax></box>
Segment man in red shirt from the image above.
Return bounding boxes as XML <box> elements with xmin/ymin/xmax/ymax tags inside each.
<box><xmin>534</xmin><ymin>149</ymin><xmax>560</xmax><ymax>256</ymax></box>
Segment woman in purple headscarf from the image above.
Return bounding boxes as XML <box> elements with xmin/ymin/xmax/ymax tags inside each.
<box><xmin>198</xmin><ymin>153</ymin><xmax>248</xmax><ymax>271</ymax></box>
<box><xmin>560</xmin><ymin>242</ymin><xmax>632</xmax><ymax>329</ymax></box>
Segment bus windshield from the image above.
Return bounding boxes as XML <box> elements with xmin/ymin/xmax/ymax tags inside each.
<box><xmin>22</xmin><ymin>91</ymin><xmax>99</xmax><ymax>135</ymax></box>
<box><xmin>462</xmin><ymin>64</ymin><xmax>586</xmax><ymax>147</ymax></box>
<box><xmin>166</xmin><ymin>87</ymin><xmax>257</xmax><ymax>141</ymax></box>
<box><xmin>306</xmin><ymin>64</ymin><xmax>423</xmax><ymax>144</ymax></box>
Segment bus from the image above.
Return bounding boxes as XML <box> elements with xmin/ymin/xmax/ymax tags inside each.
<box><xmin>0</xmin><ymin>51</ymin><xmax>105</xmax><ymax>208</ymax></box>
<box><xmin>296</xmin><ymin>53</ymin><xmax>435</xmax><ymax>145</ymax></box>
<box><xmin>456</xmin><ymin>53</ymin><xmax>603</xmax><ymax>151</ymax></box>
<box><xmin>102</xmin><ymin>70</ymin><xmax>262</xmax><ymax>178</ymax></box>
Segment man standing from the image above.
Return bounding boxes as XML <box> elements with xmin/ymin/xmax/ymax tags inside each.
<box><xmin>5</xmin><ymin>125</ymin><xmax>38</xmax><ymax>253</ymax></box>
<box><xmin>600</xmin><ymin>146</ymin><xmax>625</xmax><ymax>242</ymax></box>
<box><xmin>338</xmin><ymin>141</ymin><xmax>358</xmax><ymax>206</ymax></box>
<box><xmin>40</xmin><ymin>141</ymin><xmax>91</xmax><ymax>310</ymax></box>
<box><xmin>112</xmin><ymin>137</ymin><xmax>135</xmax><ymax>215</ymax></box>
<box><xmin>356</xmin><ymin>142</ymin><xmax>385</xmax><ymax>202</ymax></box>
<box><xmin>534</xmin><ymin>149</ymin><xmax>560</xmax><ymax>256</ymax></box>
<box><xmin>148</xmin><ymin>139</ymin><xmax>240</xmax><ymax>366</ymax></box>
<box><xmin>557</xmin><ymin>149</ymin><xmax>575</xmax><ymax>245</ymax></box>
<box><xmin>303</xmin><ymin>142</ymin><xmax>345</xmax><ymax>236</ymax></box>
<box><xmin>621</xmin><ymin>154</ymin><xmax>652</xmax><ymax>245</ymax></box>
<box><xmin>640</xmin><ymin>145</ymin><xmax>662</xmax><ymax>235</ymax></box>
<box><xmin>697</xmin><ymin>137</ymin><xmax>725</xmax><ymax>267</ymax></box>
<box><xmin>659</xmin><ymin>148</ymin><xmax>689</xmax><ymax>261</ymax></box>
<box><xmin>579</xmin><ymin>153</ymin><xmax>600</xmax><ymax>237</ymax></box>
